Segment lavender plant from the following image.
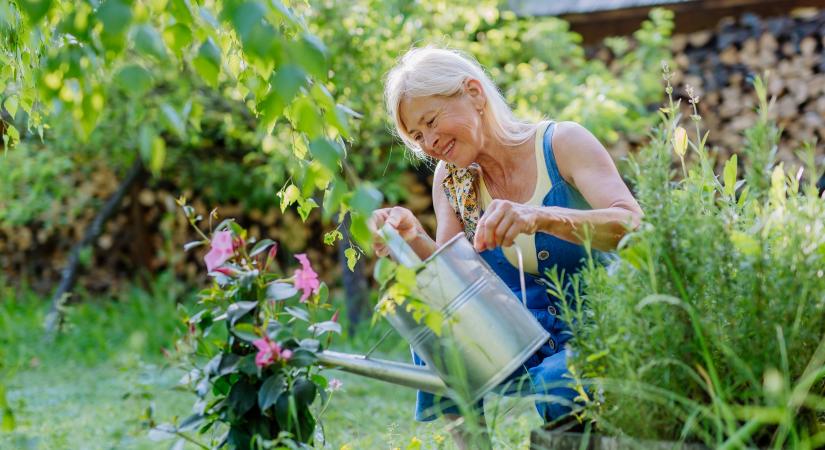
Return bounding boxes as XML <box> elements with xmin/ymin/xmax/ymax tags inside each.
<box><xmin>559</xmin><ymin>68</ymin><xmax>825</xmax><ymax>449</ymax></box>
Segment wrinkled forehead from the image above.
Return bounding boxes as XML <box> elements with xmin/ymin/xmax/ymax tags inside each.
<box><xmin>398</xmin><ymin>95</ymin><xmax>449</xmax><ymax>134</ymax></box>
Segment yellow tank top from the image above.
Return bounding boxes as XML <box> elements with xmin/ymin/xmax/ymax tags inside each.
<box><xmin>478</xmin><ymin>121</ymin><xmax>552</xmax><ymax>274</ymax></box>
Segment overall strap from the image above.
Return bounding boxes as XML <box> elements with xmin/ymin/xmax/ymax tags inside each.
<box><xmin>541</xmin><ymin>121</ymin><xmax>566</xmax><ymax>188</ymax></box>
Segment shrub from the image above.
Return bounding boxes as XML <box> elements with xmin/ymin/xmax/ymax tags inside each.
<box><xmin>562</xmin><ymin>69</ymin><xmax>825</xmax><ymax>449</ymax></box>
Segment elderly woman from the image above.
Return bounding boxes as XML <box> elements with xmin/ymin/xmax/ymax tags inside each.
<box><xmin>369</xmin><ymin>46</ymin><xmax>643</xmax><ymax>448</ymax></box>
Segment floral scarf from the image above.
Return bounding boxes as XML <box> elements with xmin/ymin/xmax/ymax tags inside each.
<box><xmin>441</xmin><ymin>162</ymin><xmax>482</xmax><ymax>242</ymax></box>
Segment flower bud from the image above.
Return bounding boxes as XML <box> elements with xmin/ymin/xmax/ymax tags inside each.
<box><xmin>672</xmin><ymin>126</ymin><xmax>688</xmax><ymax>158</ymax></box>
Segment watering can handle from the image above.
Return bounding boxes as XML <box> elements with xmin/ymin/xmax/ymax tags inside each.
<box><xmin>378</xmin><ymin>224</ymin><xmax>423</xmax><ymax>268</ymax></box>
<box><xmin>514</xmin><ymin>246</ymin><xmax>528</xmax><ymax>307</ymax></box>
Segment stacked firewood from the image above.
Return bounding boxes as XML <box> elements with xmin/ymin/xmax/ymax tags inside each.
<box><xmin>665</xmin><ymin>8</ymin><xmax>824</xmax><ymax>165</ymax></box>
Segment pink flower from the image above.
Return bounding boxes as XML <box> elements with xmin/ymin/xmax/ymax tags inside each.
<box><xmin>253</xmin><ymin>337</ymin><xmax>282</xmax><ymax>368</ymax></box>
<box><xmin>293</xmin><ymin>253</ymin><xmax>320</xmax><ymax>302</ymax></box>
<box><xmin>331</xmin><ymin>309</ymin><xmax>339</xmax><ymax>323</ymax></box>
<box><xmin>204</xmin><ymin>231</ymin><xmax>234</xmax><ymax>272</ymax></box>
<box><xmin>328</xmin><ymin>378</ymin><xmax>343</xmax><ymax>391</ymax></box>
<box><xmin>280</xmin><ymin>349</ymin><xmax>293</xmax><ymax>361</ymax></box>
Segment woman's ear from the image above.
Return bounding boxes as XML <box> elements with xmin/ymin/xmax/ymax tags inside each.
<box><xmin>463</xmin><ymin>78</ymin><xmax>486</xmax><ymax>111</ymax></box>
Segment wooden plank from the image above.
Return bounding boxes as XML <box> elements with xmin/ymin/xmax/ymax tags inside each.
<box><xmin>513</xmin><ymin>0</ymin><xmax>825</xmax><ymax>44</ymax></box>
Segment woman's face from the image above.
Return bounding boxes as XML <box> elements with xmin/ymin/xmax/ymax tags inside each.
<box><xmin>398</xmin><ymin>80</ymin><xmax>487</xmax><ymax>167</ymax></box>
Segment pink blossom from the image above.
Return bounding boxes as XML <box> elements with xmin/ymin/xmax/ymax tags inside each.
<box><xmin>293</xmin><ymin>253</ymin><xmax>320</xmax><ymax>302</ymax></box>
<box><xmin>204</xmin><ymin>231</ymin><xmax>234</xmax><ymax>272</ymax></box>
<box><xmin>280</xmin><ymin>349</ymin><xmax>293</xmax><ymax>361</ymax></box>
<box><xmin>331</xmin><ymin>309</ymin><xmax>339</xmax><ymax>323</ymax></box>
<box><xmin>328</xmin><ymin>378</ymin><xmax>343</xmax><ymax>391</ymax></box>
<box><xmin>253</xmin><ymin>337</ymin><xmax>282</xmax><ymax>368</ymax></box>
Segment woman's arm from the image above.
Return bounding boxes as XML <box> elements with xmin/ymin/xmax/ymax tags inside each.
<box><xmin>473</xmin><ymin>122</ymin><xmax>642</xmax><ymax>253</ymax></box>
<box><xmin>537</xmin><ymin>121</ymin><xmax>643</xmax><ymax>251</ymax></box>
<box><xmin>368</xmin><ymin>163</ymin><xmax>462</xmax><ymax>260</ymax></box>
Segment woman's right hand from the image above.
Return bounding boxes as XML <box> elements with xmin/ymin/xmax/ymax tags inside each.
<box><xmin>368</xmin><ymin>206</ymin><xmax>423</xmax><ymax>257</ymax></box>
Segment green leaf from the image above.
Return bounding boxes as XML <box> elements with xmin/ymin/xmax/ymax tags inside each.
<box><xmin>323</xmin><ymin>229</ymin><xmax>342</xmax><ymax>246</ymax></box>
<box><xmin>373</xmin><ymin>257</ymin><xmax>397</xmax><ymax>285</ymax></box>
<box><xmin>4</xmin><ymin>123</ymin><xmax>19</xmax><ymax>147</ymax></box>
<box><xmin>160</xmin><ymin>103</ymin><xmax>186</xmax><ymax>139</ymax></box>
<box><xmin>249</xmin><ymin>239</ymin><xmax>275</xmax><ymax>257</ymax></box>
<box><xmin>322</xmin><ymin>178</ymin><xmax>347</xmax><ymax>221</ymax></box>
<box><xmin>258</xmin><ymin>375</ymin><xmax>285</xmax><ymax>411</ymax></box>
<box><xmin>309</xmin><ymin>320</ymin><xmax>341</xmax><ymax>336</ymax></box>
<box><xmin>217</xmin><ymin>354</ymin><xmax>242</xmax><ymax>377</ymax></box>
<box><xmin>177</xmin><ymin>413</ymin><xmax>204</xmax><ymax>432</ymax></box>
<box><xmin>349</xmin><ymin>213</ymin><xmax>372</xmax><ymax>250</ymax></box>
<box><xmin>723</xmin><ymin>154</ymin><xmax>738</xmax><ymax>198</ymax></box>
<box><xmin>345</xmin><ymin>247</ymin><xmax>359</xmax><ymax>271</ymax></box>
<box><xmin>296</xmin><ymin>197</ymin><xmax>318</xmax><ymax>221</ymax></box>
<box><xmin>279</xmin><ymin>184</ymin><xmax>300</xmax><ymax>212</ymax></box>
<box><xmin>97</xmin><ymin>0</ymin><xmax>132</xmax><ymax>51</ymax></box>
<box><xmin>226</xmin><ymin>301</ymin><xmax>258</xmax><ymax>325</ymax></box>
<box><xmin>149</xmin><ymin>136</ymin><xmax>166</xmax><ymax>176</ymax></box>
<box><xmin>309</xmin><ymin>139</ymin><xmax>342</xmax><ymax>173</ymax></box>
<box><xmin>287</xmin><ymin>349</ymin><xmax>316</xmax><ymax>368</ymax></box>
<box><xmin>284</xmin><ymin>306</ymin><xmax>309</xmax><ymax>322</ymax></box>
<box><xmin>17</xmin><ymin>0</ymin><xmax>52</xmax><ymax>25</ymax></box>
<box><xmin>114</xmin><ymin>65</ymin><xmax>153</xmax><ymax>96</ymax></box>
<box><xmin>293</xmin><ymin>378</ymin><xmax>317</xmax><ymax>407</ymax></box>
<box><xmin>266</xmin><ymin>282</ymin><xmax>297</xmax><ymax>301</ymax></box>
<box><xmin>350</xmin><ymin>184</ymin><xmax>383</xmax><ymax>217</ymax></box>
<box><xmin>3</xmin><ymin>95</ymin><xmax>18</xmax><ymax>120</ymax></box>
<box><xmin>317</xmin><ymin>282</ymin><xmax>329</xmax><ymax>303</ymax></box>
<box><xmin>226</xmin><ymin>378</ymin><xmax>257</xmax><ymax>416</ymax></box>
<box><xmin>168</xmin><ymin>0</ymin><xmax>193</xmax><ymax>24</ymax></box>
<box><xmin>134</xmin><ymin>25</ymin><xmax>168</xmax><ymax>61</ymax></box>
<box><xmin>258</xmin><ymin>65</ymin><xmax>306</xmax><ymax>132</ymax></box>
<box><xmin>193</xmin><ymin>38</ymin><xmax>221</xmax><ymax>87</ymax></box>
<box><xmin>395</xmin><ymin>265</ymin><xmax>417</xmax><ymax>291</ymax></box>
<box><xmin>292</xmin><ymin>97</ymin><xmax>323</xmax><ymax>139</ymax></box>
<box><xmin>289</xmin><ymin>33</ymin><xmax>327</xmax><ymax>80</ymax></box>
<box><xmin>164</xmin><ymin>23</ymin><xmax>192</xmax><ymax>56</ymax></box>
<box><xmin>231</xmin><ymin>323</ymin><xmax>259</xmax><ymax>342</ymax></box>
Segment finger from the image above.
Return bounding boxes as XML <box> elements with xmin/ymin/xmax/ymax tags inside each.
<box><xmin>479</xmin><ymin>207</ymin><xmax>506</xmax><ymax>250</ymax></box>
<box><xmin>493</xmin><ymin>213</ymin><xmax>515</xmax><ymax>248</ymax></box>
<box><xmin>501</xmin><ymin>223</ymin><xmax>521</xmax><ymax>248</ymax></box>
<box><xmin>368</xmin><ymin>209</ymin><xmax>391</xmax><ymax>232</ymax></box>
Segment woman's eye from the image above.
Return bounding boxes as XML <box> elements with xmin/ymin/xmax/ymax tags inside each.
<box><xmin>426</xmin><ymin>118</ymin><xmax>435</xmax><ymax>127</ymax></box>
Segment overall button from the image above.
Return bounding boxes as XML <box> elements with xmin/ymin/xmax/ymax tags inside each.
<box><xmin>547</xmin><ymin>305</ymin><xmax>557</xmax><ymax>316</ymax></box>
<box><xmin>537</xmin><ymin>250</ymin><xmax>550</xmax><ymax>261</ymax></box>
<box><xmin>547</xmin><ymin>337</ymin><xmax>556</xmax><ymax>351</ymax></box>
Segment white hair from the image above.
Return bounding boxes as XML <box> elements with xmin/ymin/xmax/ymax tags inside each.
<box><xmin>384</xmin><ymin>46</ymin><xmax>537</xmax><ymax>158</ymax></box>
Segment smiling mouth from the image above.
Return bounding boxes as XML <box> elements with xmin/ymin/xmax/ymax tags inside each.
<box><xmin>442</xmin><ymin>139</ymin><xmax>455</xmax><ymax>158</ymax></box>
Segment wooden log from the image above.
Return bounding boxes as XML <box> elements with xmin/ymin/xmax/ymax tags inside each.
<box><xmin>688</xmin><ymin>30</ymin><xmax>713</xmax><ymax>48</ymax></box>
<box><xmin>800</xmin><ymin>36</ymin><xmax>817</xmax><ymax>56</ymax></box>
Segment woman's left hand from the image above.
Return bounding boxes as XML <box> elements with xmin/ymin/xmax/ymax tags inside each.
<box><xmin>473</xmin><ymin>199</ymin><xmax>540</xmax><ymax>252</ymax></box>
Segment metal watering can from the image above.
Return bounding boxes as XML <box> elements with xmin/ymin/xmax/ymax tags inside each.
<box><xmin>317</xmin><ymin>224</ymin><xmax>549</xmax><ymax>403</ymax></box>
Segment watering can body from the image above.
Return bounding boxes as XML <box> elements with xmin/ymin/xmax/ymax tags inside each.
<box><xmin>319</xmin><ymin>225</ymin><xmax>550</xmax><ymax>404</ymax></box>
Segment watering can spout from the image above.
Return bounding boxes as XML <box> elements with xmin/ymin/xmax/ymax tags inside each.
<box><xmin>317</xmin><ymin>350</ymin><xmax>447</xmax><ymax>396</ymax></box>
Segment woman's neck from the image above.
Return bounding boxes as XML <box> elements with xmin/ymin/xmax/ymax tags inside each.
<box><xmin>476</xmin><ymin>129</ymin><xmax>536</xmax><ymax>195</ymax></box>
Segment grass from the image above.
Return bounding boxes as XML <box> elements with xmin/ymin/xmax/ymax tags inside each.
<box><xmin>0</xmin><ymin>276</ymin><xmax>543</xmax><ymax>449</ymax></box>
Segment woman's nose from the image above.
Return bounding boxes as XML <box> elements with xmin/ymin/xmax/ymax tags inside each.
<box><xmin>425</xmin><ymin>133</ymin><xmax>439</xmax><ymax>153</ymax></box>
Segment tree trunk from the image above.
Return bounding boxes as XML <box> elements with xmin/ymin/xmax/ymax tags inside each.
<box><xmin>44</xmin><ymin>158</ymin><xmax>145</xmax><ymax>337</ymax></box>
<box><xmin>336</xmin><ymin>212</ymin><xmax>370</xmax><ymax>334</ymax></box>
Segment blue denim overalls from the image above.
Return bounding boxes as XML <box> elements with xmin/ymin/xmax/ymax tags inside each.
<box><xmin>413</xmin><ymin>122</ymin><xmax>606</xmax><ymax>422</ymax></box>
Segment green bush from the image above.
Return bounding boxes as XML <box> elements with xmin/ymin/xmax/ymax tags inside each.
<box><xmin>562</xmin><ymin>71</ymin><xmax>825</xmax><ymax>448</ymax></box>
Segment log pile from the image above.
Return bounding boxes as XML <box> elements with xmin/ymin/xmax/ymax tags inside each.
<box><xmin>0</xmin><ymin>169</ymin><xmax>345</xmax><ymax>295</ymax></box>
<box><xmin>637</xmin><ymin>8</ymin><xmax>823</xmax><ymax>167</ymax></box>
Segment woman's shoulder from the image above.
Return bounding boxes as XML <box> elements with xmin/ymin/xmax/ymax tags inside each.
<box><xmin>549</xmin><ymin>121</ymin><xmax>608</xmax><ymax>184</ymax></box>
